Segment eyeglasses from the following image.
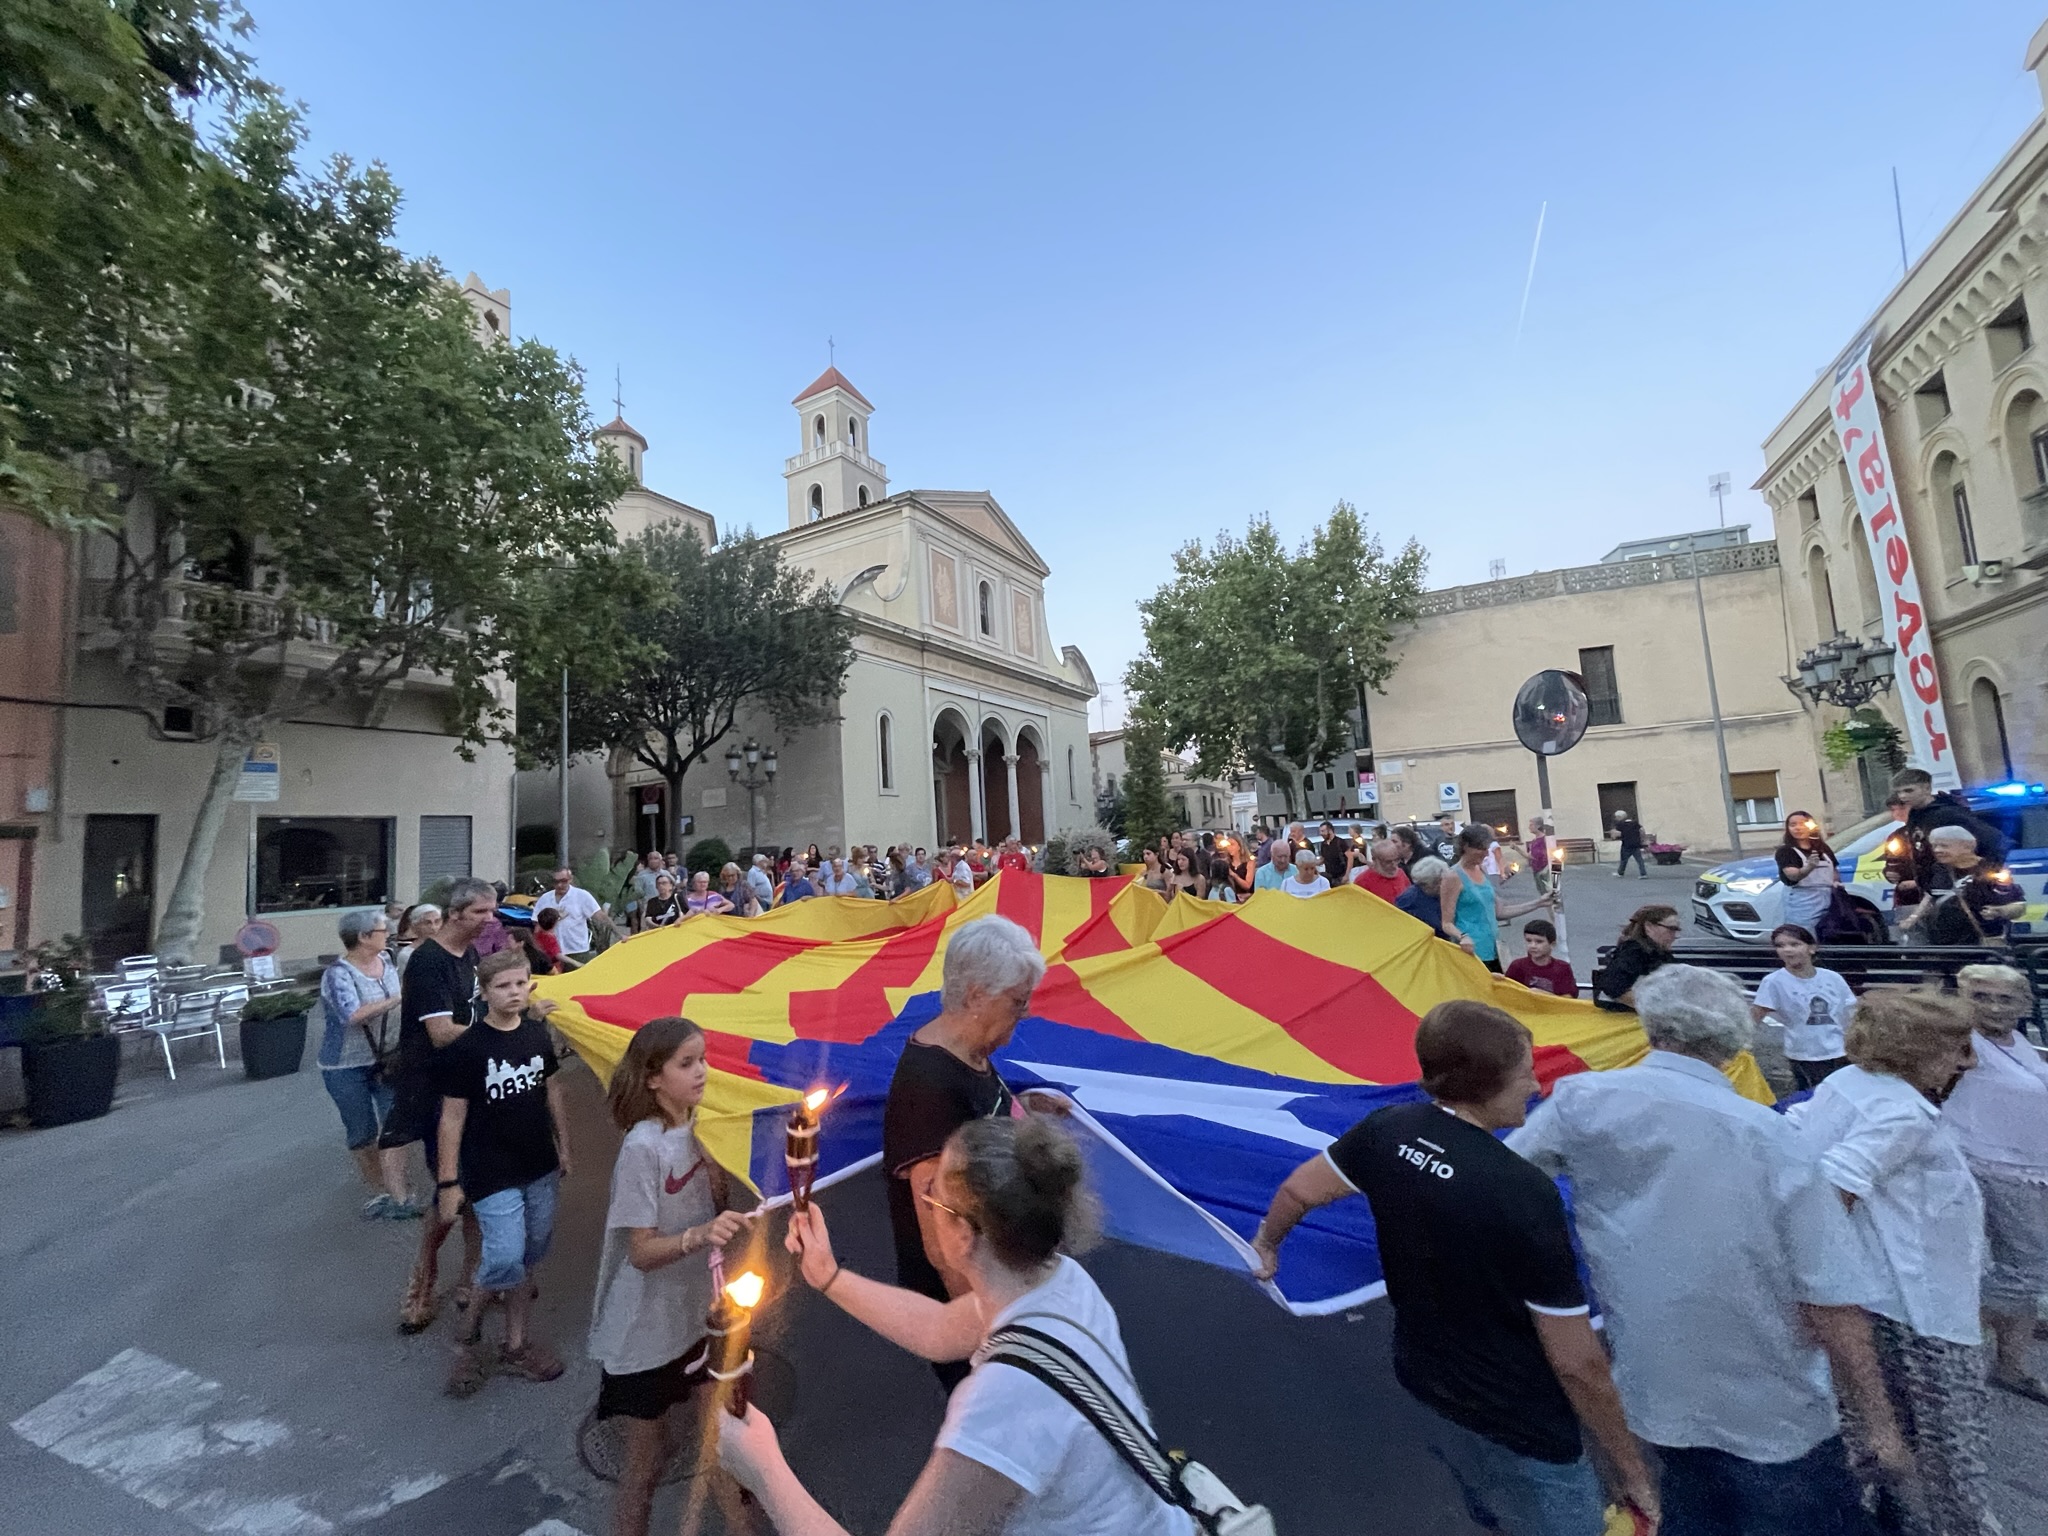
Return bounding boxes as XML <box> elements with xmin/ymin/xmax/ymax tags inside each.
<box><xmin>919</xmin><ymin>1188</ymin><xmax>975</xmax><ymax>1226</ymax></box>
<box><xmin>1652</xmin><ymin>921</ymin><xmax>1682</xmax><ymax>933</ymax></box>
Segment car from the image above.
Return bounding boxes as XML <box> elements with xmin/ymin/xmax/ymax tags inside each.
<box><xmin>1691</xmin><ymin>781</ymin><xmax>2048</xmax><ymax>942</ymax></box>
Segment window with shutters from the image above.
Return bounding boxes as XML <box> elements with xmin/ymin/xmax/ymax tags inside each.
<box><xmin>1728</xmin><ymin>771</ymin><xmax>1781</xmax><ymax>828</ymax></box>
<box><xmin>1578</xmin><ymin>646</ymin><xmax>1622</xmax><ymax>727</ymax></box>
<box><xmin>419</xmin><ymin>815</ymin><xmax>473</xmax><ymax>888</ymax></box>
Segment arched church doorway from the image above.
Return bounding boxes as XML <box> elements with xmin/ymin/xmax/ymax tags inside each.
<box><xmin>1015</xmin><ymin>732</ymin><xmax>1045</xmax><ymax>844</ymax></box>
<box><xmin>932</xmin><ymin>711</ymin><xmax>973</xmax><ymax>846</ymax></box>
<box><xmin>981</xmin><ymin>721</ymin><xmax>1012</xmax><ymax>842</ymax></box>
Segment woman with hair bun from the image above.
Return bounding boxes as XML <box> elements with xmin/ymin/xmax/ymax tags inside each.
<box><xmin>718</xmin><ymin>1116</ymin><xmax>1197</xmax><ymax>1536</ymax></box>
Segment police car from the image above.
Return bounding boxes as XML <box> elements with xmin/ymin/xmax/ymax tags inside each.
<box><xmin>1690</xmin><ymin>781</ymin><xmax>2048</xmax><ymax>942</ymax></box>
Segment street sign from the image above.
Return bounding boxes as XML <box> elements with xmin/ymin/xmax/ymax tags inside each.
<box><xmin>1438</xmin><ymin>782</ymin><xmax>1462</xmax><ymax>812</ymax></box>
<box><xmin>232</xmin><ymin>742</ymin><xmax>281</xmax><ymax>802</ymax></box>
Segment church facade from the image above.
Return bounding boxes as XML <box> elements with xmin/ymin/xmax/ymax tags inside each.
<box><xmin>539</xmin><ymin>368</ymin><xmax>1098</xmax><ymax>863</ymax></box>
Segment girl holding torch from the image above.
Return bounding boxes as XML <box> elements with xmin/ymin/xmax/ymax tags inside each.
<box><xmin>588</xmin><ymin>1017</ymin><xmax>756</xmax><ymax>1536</ymax></box>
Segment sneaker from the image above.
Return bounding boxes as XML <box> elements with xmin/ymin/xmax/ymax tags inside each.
<box><xmin>399</xmin><ymin>1266</ymin><xmax>438</xmax><ymax>1335</ymax></box>
<box><xmin>384</xmin><ymin>1199</ymin><xmax>425</xmax><ymax>1221</ymax></box>
<box><xmin>362</xmin><ymin>1194</ymin><xmax>396</xmax><ymax>1221</ymax></box>
<box><xmin>445</xmin><ymin>1342</ymin><xmax>494</xmax><ymax>1399</ymax></box>
<box><xmin>497</xmin><ymin>1340</ymin><xmax>564</xmax><ymax>1382</ymax></box>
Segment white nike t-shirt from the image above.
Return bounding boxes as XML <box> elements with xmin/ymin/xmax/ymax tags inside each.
<box><xmin>939</xmin><ymin>1257</ymin><xmax>1196</xmax><ymax>1536</ymax></box>
<box><xmin>587</xmin><ymin>1117</ymin><xmax>721</xmax><ymax>1374</ymax></box>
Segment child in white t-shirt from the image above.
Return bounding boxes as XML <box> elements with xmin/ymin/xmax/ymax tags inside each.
<box><xmin>1749</xmin><ymin>924</ymin><xmax>1856</xmax><ymax>1094</ymax></box>
<box><xmin>588</xmin><ymin>1017</ymin><xmax>753</xmax><ymax>1536</ymax></box>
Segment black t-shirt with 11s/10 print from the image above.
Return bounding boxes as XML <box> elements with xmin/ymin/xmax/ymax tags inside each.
<box><xmin>1325</xmin><ymin>1101</ymin><xmax>1588</xmax><ymax>1463</ymax></box>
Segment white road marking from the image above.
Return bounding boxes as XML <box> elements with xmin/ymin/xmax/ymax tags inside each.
<box><xmin>11</xmin><ymin>1348</ymin><xmax>446</xmax><ymax>1533</ymax></box>
<box><xmin>518</xmin><ymin>1523</ymin><xmax>591</xmax><ymax>1536</ymax></box>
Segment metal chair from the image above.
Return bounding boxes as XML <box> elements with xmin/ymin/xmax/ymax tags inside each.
<box><xmin>116</xmin><ymin>955</ymin><xmax>161</xmax><ymax>982</ymax></box>
<box><xmin>149</xmin><ymin>989</ymin><xmax>228</xmax><ymax>1080</ymax></box>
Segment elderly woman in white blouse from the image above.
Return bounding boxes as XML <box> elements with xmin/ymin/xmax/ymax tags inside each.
<box><xmin>1944</xmin><ymin>964</ymin><xmax>2048</xmax><ymax>1405</ymax></box>
<box><xmin>1796</xmin><ymin>988</ymin><xmax>1991</xmax><ymax>1535</ymax></box>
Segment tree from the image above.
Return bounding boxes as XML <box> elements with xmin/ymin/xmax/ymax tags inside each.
<box><xmin>1</xmin><ymin>0</ymin><xmax>254</xmax><ymax>528</ymax></box>
<box><xmin>1127</xmin><ymin>502</ymin><xmax>1425</xmax><ymax>817</ymax></box>
<box><xmin>1118</xmin><ymin>712</ymin><xmax>1176</xmax><ymax>854</ymax></box>
<box><xmin>519</xmin><ymin>524</ymin><xmax>857</xmax><ymax>832</ymax></box>
<box><xmin>8</xmin><ymin>94</ymin><xmax>628</xmax><ymax>959</ymax></box>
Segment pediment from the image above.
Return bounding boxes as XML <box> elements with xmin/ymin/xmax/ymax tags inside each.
<box><xmin>903</xmin><ymin>491</ymin><xmax>1049</xmax><ymax>577</ymax></box>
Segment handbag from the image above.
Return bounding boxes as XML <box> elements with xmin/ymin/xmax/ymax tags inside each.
<box><xmin>980</xmin><ymin>1322</ymin><xmax>1275</xmax><ymax>1535</ymax></box>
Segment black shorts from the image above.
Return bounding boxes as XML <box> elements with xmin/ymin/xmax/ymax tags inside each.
<box><xmin>597</xmin><ymin>1345</ymin><xmax>707</xmax><ymax>1422</ymax></box>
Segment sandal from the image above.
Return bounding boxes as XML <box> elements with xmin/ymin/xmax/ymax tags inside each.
<box><xmin>445</xmin><ymin>1342</ymin><xmax>494</xmax><ymax>1399</ymax></box>
<box><xmin>497</xmin><ymin>1340</ymin><xmax>564</xmax><ymax>1382</ymax></box>
<box><xmin>398</xmin><ymin>1266</ymin><xmax>438</xmax><ymax>1335</ymax></box>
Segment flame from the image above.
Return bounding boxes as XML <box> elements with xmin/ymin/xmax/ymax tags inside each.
<box><xmin>725</xmin><ymin>1271</ymin><xmax>765</xmax><ymax>1309</ymax></box>
<box><xmin>803</xmin><ymin>1088</ymin><xmax>830</xmax><ymax>1112</ymax></box>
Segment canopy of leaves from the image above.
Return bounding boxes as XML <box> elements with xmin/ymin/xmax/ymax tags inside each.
<box><xmin>519</xmin><ymin>524</ymin><xmax>857</xmax><ymax>802</ymax></box>
<box><xmin>1118</xmin><ymin>712</ymin><xmax>1177</xmax><ymax>854</ymax></box>
<box><xmin>1127</xmin><ymin>502</ymin><xmax>1425</xmax><ymax>812</ymax></box>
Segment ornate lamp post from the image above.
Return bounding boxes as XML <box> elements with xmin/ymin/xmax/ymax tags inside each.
<box><xmin>1782</xmin><ymin>631</ymin><xmax>1898</xmax><ymax>709</ymax></box>
<box><xmin>725</xmin><ymin>737</ymin><xmax>778</xmax><ymax>859</ymax></box>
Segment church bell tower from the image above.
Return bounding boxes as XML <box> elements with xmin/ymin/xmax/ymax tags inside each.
<box><xmin>784</xmin><ymin>367</ymin><xmax>888</xmax><ymax>528</ymax></box>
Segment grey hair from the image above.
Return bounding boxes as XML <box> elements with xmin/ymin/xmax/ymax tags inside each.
<box><xmin>444</xmin><ymin>876</ymin><xmax>496</xmax><ymax>915</ymax></box>
<box><xmin>1634</xmin><ymin>965</ymin><xmax>1753</xmax><ymax>1065</ymax></box>
<box><xmin>1294</xmin><ymin>848</ymin><xmax>1318</xmax><ymax>866</ymax></box>
<box><xmin>1927</xmin><ymin>825</ymin><xmax>1976</xmax><ymax>848</ymax></box>
<box><xmin>941</xmin><ymin>915</ymin><xmax>1048</xmax><ymax>1010</ymax></box>
<box><xmin>338</xmin><ymin>907</ymin><xmax>386</xmax><ymax>947</ymax></box>
<box><xmin>1408</xmin><ymin>856</ymin><xmax>1450</xmax><ymax>888</ymax></box>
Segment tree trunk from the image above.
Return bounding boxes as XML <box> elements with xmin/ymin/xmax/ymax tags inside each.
<box><xmin>664</xmin><ymin>767</ymin><xmax>689</xmax><ymax>854</ymax></box>
<box><xmin>154</xmin><ymin>736</ymin><xmax>248</xmax><ymax>965</ymax></box>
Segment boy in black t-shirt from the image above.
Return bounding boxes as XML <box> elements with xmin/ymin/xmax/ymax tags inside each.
<box><xmin>1251</xmin><ymin>1000</ymin><xmax>1657</xmax><ymax>1534</ymax></box>
<box><xmin>435</xmin><ymin>948</ymin><xmax>571</xmax><ymax>1397</ymax></box>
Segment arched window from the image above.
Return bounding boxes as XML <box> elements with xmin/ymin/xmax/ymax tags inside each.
<box><xmin>814</xmin><ymin>415</ymin><xmax>827</xmax><ymax>447</ymax></box>
<box><xmin>1067</xmin><ymin>747</ymin><xmax>1076</xmax><ymax>801</ymax></box>
<box><xmin>809</xmin><ymin>484</ymin><xmax>824</xmax><ymax>521</ymax></box>
<box><xmin>978</xmin><ymin>581</ymin><xmax>993</xmax><ymax>637</ymax></box>
<box><xmin>857</xmin><ymin>485</ymin><xmax>870</xmax><ymax>507</ymax></box>
<box><xmin>849</xmin><ymin>418</ymin><xmax>860</xmax><ymax>447</ymax></box>
<box><xmin>1927</xmin><ymin>453</ymin><xmax>1979</xmax><ymax>573</ymax></box>
<box><xmin>1847</xmin><ymin>517</ymin><xmax>1882</xmax><ymax>629</ymax></box>
<box><xmin>1972</xmin><ymin>677</ymin><xmax>2013</xmax><ymax>780</ymax></box>
<box><xmin>2002</xmin><ymin>389</ymin><xmax>2048</xmax><ymax>494</ymax></box>
<box><xmin>878</xmin><ymin>712</ymin><xmax>896</xmax><ymax>791</ymax></box>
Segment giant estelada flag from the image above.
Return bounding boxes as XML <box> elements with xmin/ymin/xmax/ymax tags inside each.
<box><xmin>537</xmin><ymin>874</ymin><xmax>1769</xmax><ymax>1314</ymax></box>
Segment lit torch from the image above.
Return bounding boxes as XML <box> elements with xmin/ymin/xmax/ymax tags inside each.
<box><xmin>706</xmin><ymin>1267</ymin><xmax>765</xmax><ymax>1417</ymax></box>
<box><xmin>785</xmin><ymin>1086</ymin><xmax>836</xmax><ymax>1214</ymax></box>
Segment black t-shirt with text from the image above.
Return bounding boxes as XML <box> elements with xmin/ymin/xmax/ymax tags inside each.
<box><xmin>1327</xmin><ymin>1102</ymin><xmax>1586</xmax><ymax>1463</ymax></box>
<box><xmin>436</xmin><ymin>1014</ymin><xmax>560</xmax><ymax>1201</ymax></box>
<box><xmin>882</xmin><ymin>1039</ymin><xmax>1014</xmax><ymax>1301</ymax></box>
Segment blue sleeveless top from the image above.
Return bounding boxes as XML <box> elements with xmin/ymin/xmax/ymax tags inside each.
<box><xmin>1454</xmin><ymin>867</ymin><xmax>1498</xmax><ymax>963</ymax></box>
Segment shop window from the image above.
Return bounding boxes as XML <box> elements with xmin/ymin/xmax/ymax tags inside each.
<box><xmin>255</xmin><ymin>816</ymin><xmax>393</xmax><ymax>912</ymax></box>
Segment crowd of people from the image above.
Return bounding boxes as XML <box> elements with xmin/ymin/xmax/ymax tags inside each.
<box><xmin>292</xmin><ymin>758</ymin><xmax>2037</xmax><ymax>1535</ymax></box>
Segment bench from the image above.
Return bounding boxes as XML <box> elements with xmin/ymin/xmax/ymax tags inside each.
<box><xmin>1557</xmin><ymin>838</ymin><xmax>1599</xmax><ymax>866</ymax></box>
<box><xmin>1591</xmin><ymin>943</ymin><xmax>2047</xmax><ymax>1035</ymax></box>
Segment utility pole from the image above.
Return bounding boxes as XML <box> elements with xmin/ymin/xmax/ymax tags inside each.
<box><xmin>558</xmin><ymin>666</ymin><xmax>570</xmax><ymax>865</ymax></box>
<box><xmin>1686</xmin><ymin>530</ymin><xmax>1743</xmax><ymax>855</ymax></box>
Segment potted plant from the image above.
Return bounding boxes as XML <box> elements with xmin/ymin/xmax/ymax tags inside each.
<box><xmin>1648</xmin><ymin>841</ymin><xmax>1688</xmax><ymax>866</ymax></box>
<box><xmin>21</xmin><ymin>936</ymin><xmax>120</xmax><ymax>1127</ymax></box>
<box><xmin>239</xmin><ymin>988</ymin><xmax>316</xmax><ymax>1080</ymax></box>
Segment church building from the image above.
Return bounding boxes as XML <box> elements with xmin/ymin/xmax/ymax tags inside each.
<box><xmin>538</xmin><ymin>367</ymin><xmax>1099</xmax><ymax>862</ymax></box>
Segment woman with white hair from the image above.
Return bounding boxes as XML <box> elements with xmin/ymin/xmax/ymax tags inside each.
<box><xmin>1900</xmin><ymin>826</ymin><xmax>2025</xmax><ymax>946</ymax></box>
<box><xmin>882</xmin><ymin>915</ymin><xmax>1048</xmax><ymax>1391</ymax></box>
<box><xmin>1944</xmin><ymin>964</ymin><xmax>2048</xmax><ymax>1404</ymax></box>
<box><xmin>1796</xmin><ymin>989</ymin><xmax>1994</xmax><ymax>1533</ymax></box>
<box><xmin>318</xmin><ymin>908</ymin><xmax>417</xmax><ymax>1220</ymax></box>
<box><xmin>1282</xmin><ymin>846</ymin><xmax>1331</xmax><ymax>899</ymax></box>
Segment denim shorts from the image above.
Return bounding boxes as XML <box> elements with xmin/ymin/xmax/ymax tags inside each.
<box><xmin>321</xmin><ymin>1066</ymin><xmax>394</xmax><ymax>1151</ymax></box>
<box><xmin>471</xmin><ymin>1170</ymin><xmax>561</xmax><ymax>1291</ymax></box>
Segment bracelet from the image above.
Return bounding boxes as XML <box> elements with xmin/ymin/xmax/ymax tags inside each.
<box><xmin>819</xmin><ymin>1264</ymin><xmax>843</xmax><ymax>1296</ymax></box>
<box><xmin>436</xmin><ymin>1179</ymin><xmax>461</xmax><ymax>1190</ymax></box>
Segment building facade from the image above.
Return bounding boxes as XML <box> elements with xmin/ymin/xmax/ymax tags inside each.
<box><xmin>1089</xmin><ymin>729</ymin><xmax>1234</xmax><ymax>832</ymax></box>
<box><xmin>1371</xmin><ymin>532</ymin><xmax>1822</xmax><ymax>855</ymax></box>
<box><xmin>1757</xmin><ymin>19</ymin><xmax>2048</xmax><ymax>803</ymax></box>
<box><xmin>560</xmin><ymin>369</ymin><xmax>1098</xmax><ymax>862</ymax></box>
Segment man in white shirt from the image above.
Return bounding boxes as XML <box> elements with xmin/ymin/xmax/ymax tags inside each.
<box><xmin>533</xmin><ymin>867</ymin><xmax>604</xmax><ymax>963</ymax></box>
<box><xmin>745</xmin><ymin>854</ymin><xmax>776</xmax><ymax>913</ymax></box>
<box><xmin>1509</xmin><ymin>965</ymin><xmax>1909</xmax><ymax>1534</ymax></box>
<box><xmin>818</xmin><ymin>856</ymin><xmax>861</xmax><ymax>897</ymax></box>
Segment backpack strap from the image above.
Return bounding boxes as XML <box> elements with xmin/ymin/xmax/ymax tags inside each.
<box><xmin>980</xmin><ymin>1324</ymin><xmax>1193</xmax><ymax>1518</ymax></box>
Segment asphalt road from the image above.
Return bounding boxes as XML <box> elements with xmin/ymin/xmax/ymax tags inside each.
<box><xmin>0</xmin><ymin>1038</ymin><xmax>1480</xmax><ymax>1536</ymax></box>
<box><xmin>7</xmin><ymin>908</ymin><xmax>2045</xmax><ymax>1536</ymax></box>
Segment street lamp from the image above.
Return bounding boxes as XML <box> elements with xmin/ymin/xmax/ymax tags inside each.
<box><xmin>1783</xmin><ymin>630</ymin><xmax>1897</xmax><ymax>708</ymax></box>
<box><xmin>725</xmin><ymin>737</ymin><xmax>778</xmax><ymax>859</ymax></box>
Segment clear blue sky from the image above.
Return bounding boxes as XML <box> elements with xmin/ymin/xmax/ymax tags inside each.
<box><xmin>252</xmin><ymin>1</ymin><xmax>2044</xmax><ymax>724</ymax></box>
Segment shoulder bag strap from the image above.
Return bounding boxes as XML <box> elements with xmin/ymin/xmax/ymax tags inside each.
<box><xmin>981</xmin><ymin>1324</ymin><xmax>1192</xmax><ymax>1516</ymax></box>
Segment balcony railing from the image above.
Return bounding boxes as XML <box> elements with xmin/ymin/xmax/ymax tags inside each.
<box><xmin>1418</xmin><ymin>541</ymin><xmax>1781</xmax><ymax>616</ymax></box>
<box><xmin>782</xmin><ymin>440</ymin><xmax>886</xmax><ymax>478</ymax></box>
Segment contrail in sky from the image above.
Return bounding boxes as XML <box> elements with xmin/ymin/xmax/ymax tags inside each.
<box><xmin>1514</xmin><ymin>201</ymin><xmax>1547</xmax><ymax>347</ymax></box>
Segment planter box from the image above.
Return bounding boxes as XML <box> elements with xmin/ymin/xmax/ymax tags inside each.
<box><xmin>24</xmin><ymin>1032</ymin><xmax>121</xmax><ymax>1127</ymax></box>
<box><xmin>1651</xmin><ymin>851</ymin><xmax>1686</xmax><ymax>865</ymax></box>
<box><xmin>239</xmin><ymin>1011</ymin><xmax>308</xmax><ymax>1080</ymax></box>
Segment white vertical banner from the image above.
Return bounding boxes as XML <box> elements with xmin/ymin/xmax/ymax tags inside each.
<box><xmin>1828</xmin><ymin>341</ymin><xmax>1961</xmax><ymax>790</ymax></box>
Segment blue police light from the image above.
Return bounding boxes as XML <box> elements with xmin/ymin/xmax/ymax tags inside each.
<box><xmin>1982</xmin><ymin>781</ymin><xmax>2046</xmax><ymax>797</ymax></box>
